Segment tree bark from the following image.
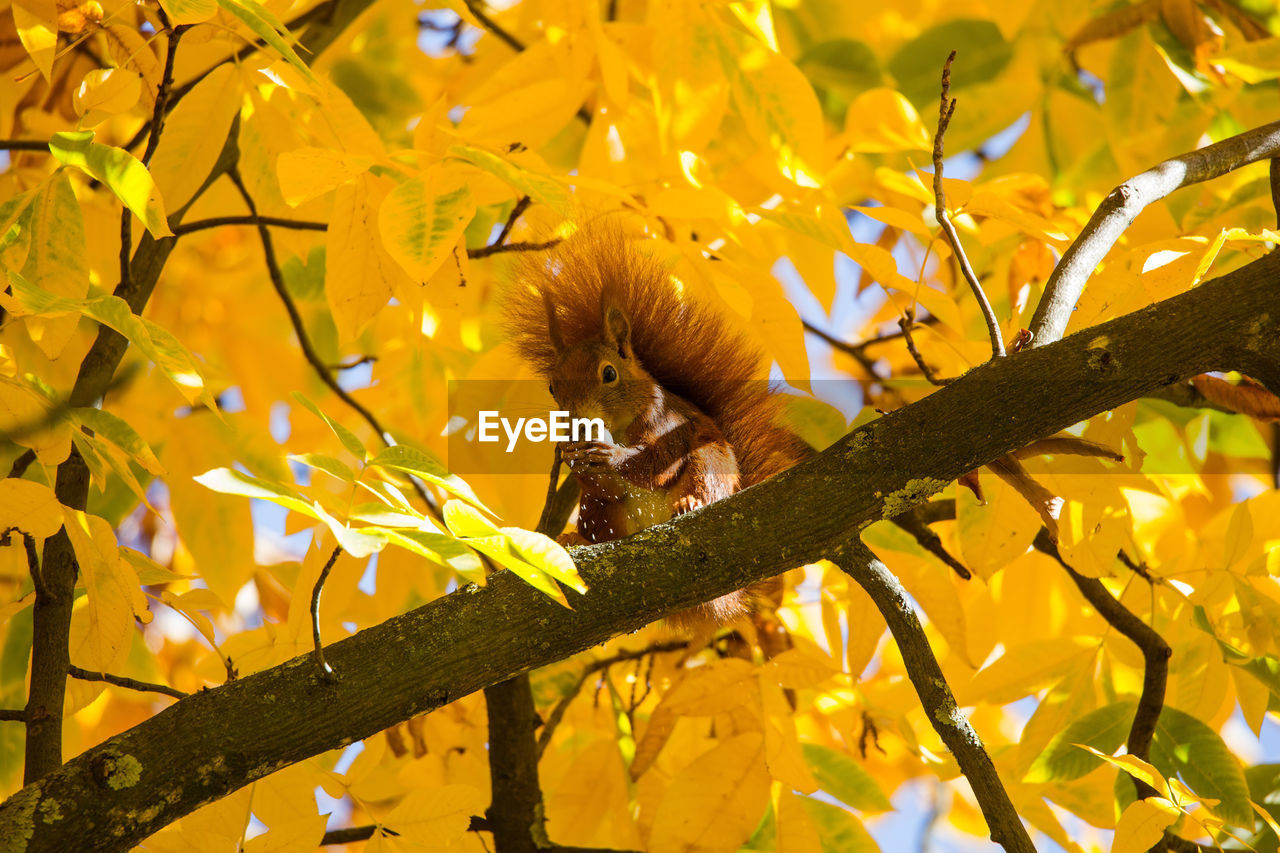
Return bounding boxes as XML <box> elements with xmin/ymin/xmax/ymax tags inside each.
<box><xmin>2</xmin><ymin>251</ymin><xmax>1277</xmax><ymax>850</ymax></box>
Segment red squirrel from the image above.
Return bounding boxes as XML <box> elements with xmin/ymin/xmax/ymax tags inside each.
<box><xmin>505</xmin><ymin>227</ymin><xmax>812</xmax><ymax>632</ymax></box>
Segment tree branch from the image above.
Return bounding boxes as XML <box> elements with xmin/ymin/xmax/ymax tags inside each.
<box><xmin>66</xmin><ymin>667</ymin><xmax>188</xmax><ymax>702</ymax></box>
<box><xmin>932</xmin><ymin>50</ymin><xmax>1005</xmax><ymax>359</ymax></box>
<box><xmin>2</xmin><ymin>250</ymin><xmax>1276</xmax><ymax>849</ymax></box>
<box><xmin>1029</xmin><ymin>119</ymin><xmax>1280</xmax><ymax>347</ymax></box>
<box><xmin>172</xmin><ymin>216</ymin><xmax>327</xmax><ymax>237</ymax></box>
<box><xmin>829</xmin><ymin>540</ymin><xmax>1033</xmax><ymax>853</ymax></box>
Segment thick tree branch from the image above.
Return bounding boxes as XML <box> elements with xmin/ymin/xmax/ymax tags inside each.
<box><xmin>1029</xmin><ymin>119</ymin><xmax>1280</xmax><ymax>347</ymax></box>
<box><xmin>829</xmin><ymin>540</ymin><xmax>1033</xmax><ymax>853</ymax></box>
<box><xmin>2</xmin><ymin>251</ymin><xmax>1276</xmax><ymax>849</ymax></box>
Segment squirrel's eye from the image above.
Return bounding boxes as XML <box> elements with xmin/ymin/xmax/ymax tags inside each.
<box><xmin>602</xmin><ymin>365</ymin><xmax>618</xmax><ymax>383</ymax></box>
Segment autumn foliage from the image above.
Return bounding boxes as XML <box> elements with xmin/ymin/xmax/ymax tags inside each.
<box><xmin>1</xmin><ymin>0</ymin><xmax>1280</xmax><ymax>851</ymax></box>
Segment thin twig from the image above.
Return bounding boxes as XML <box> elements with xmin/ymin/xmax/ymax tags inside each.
<box><xmin>802</xmin><ymin>320</ymin><xmax>886</xmax><ymax>379</ymax></box>
<box><xmin>0</xmin><ymin>140</ymin><xmax>48</xmax><ymax>152</ymax></box>
<box><xmin>493</xmin><ymin>195</ymin><xmax>531</xmax><ymax>247</ymax></box>
<box><xmin>932</xmin><ymin>50</ymin><xmax>1005</xmax><ymax>359</ymax></box>
<box><xmin>120</xmin><ymin>2</ymin><xmax>336</xmax><ymax>153</ymax></box>
<box><xmin>536</xmin><ymin>641</ymin><xmax>686</xmax><ymax>758</ymax></box>
<box><xmin>7</xmin><ymin>449</ymin><xmax>36</xmax><ymax>480</ymax></box>
<box><xmin>899</xmin><ymin>312</ymin><xmax>953</xmax><ymax>386</ymax></box>
<box><xmin>67</xmin><ymin>666</ymin><xmax>188</xmax><ymax>700</ymax></box>
<box><xmin>141</xmin><ymin>24</ymin><xmax>186</xmax><ymax>168</ymax></box>
<box><xmin>1029</xmin><ymin>119</ymin><xmax>1280</xmax><ymax>347</ymax></box>
<box><xmin>227</xmin><ymin>172</ymin><xmax>391</xmax><ymax>443</ymax></box>
<box><xmin>310</xmin><ymin>546</ymin><xmax>343</xmax><ymax>680</ymax></box>
<box><xmin>172</xmin><ymin>216</ymin><xmax>327</xmax><ymax>237</ymax></box>
<box><xmin>0</xmin><ymin>710</ymin><xmax>24</xmax><ymax>722</ymax></box>
<box><xmin>461</xmin><ymin>0</ymin><xmax>525</xmax><ymax>51</ymax></box>
<box><xmin>468</xmin><ymin>239</ymin><xmax>561</xmax><ymax>259</ymax></box>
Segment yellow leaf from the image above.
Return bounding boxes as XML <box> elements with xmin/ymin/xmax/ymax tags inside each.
<box><xmin>714</xmin><ymin>27</ymin><xmax>823</xmax><ymax>186</ymax></box>
<box><xmin>20</xmin><ymin>171</ymin><xmax>88</xmax><ymax>360</ymax></box>
<box><xmin>73</xmin><ymin>68</ymin><xmax>143</xmax><ymax>127</ymax></box>
<box><xmin>149</xmin><ymin>65</ymin><xmax>243</xmax><ymax>211</ymax></box>
<box><xmin>958</xmin><ymin>470</ymin><xmax>1043</xmax><ymax>580</ymax></box>
<box><xmin>631</xmin><ymin>700</ymin><xmax>678</xmax><ymax>781</ymax></box>
<box><xmin>649</xmin><ymin>732</ymin><xmax>770</xmax><ymax>853</ymax></box>
<box><xmin>0</xmin><ymin>479</ymin><xmax>63</xmax><ymax>540</ymax></box>
<box><xmin>241</xmin><ymin>815</ymin><xmax>327</xmax><ymax>853</ymax></box>
<box><xmin>325</xmin><ymin>174</ymin><xmax>410</xmax><ymax>341</ymax></box>
<box><xmin>64</xmin><ymin>509</ymin><xmax>140</xmax><ymax>672</ymax></box>
<box><xmin>1075</xmin><ymin>745</ymin><xmax>1168</xmax><ymax>792</ymax></box>
<box><xmin>277</xmin><ymin>147</ymin><xmax>375</xmax><ymax>207</ymax></box>
<box><xmin>663</xmin><ymin>658</ymin><xmax>759</xmax><ymax>716</ymax></box>
<box><xmin>775</xmin><ymin>791</ymin><xmax>823</xmax><ymax>853</ymax></box>
<box><xmin>157</xmin><ymin>0</ymin><xmax>217</xmax><ymax>26</ymax></box>
<box><xmin>844</xmin><ymin>581</ymin><xmax>885</xmax><ymax>680</ymax></box>
<box><xmin>382</xmin><ymin>784</ymin><xmax>486</xmax><ymax>850</ymax></box>
<box><xmin>12</xmin><ymin>0</ymin><xmax>57</xmax><ymax>84</ymax></box>
<box><xmin>844</xmin><ymin>88</ymin><xmax>932</xmax><ymax>152</ymax></box>
<box><xmin>963</xmin><ymin>637</ymin><xmax>1096</xmax><ymax>705</ymax></box>
<box><xmin>103</xmin><ymin>25</ymin><xmax>162</xmax><ymax>106</ymax></box>
<box><xmin>0</xmin><ymin>376</ymin><xmax>70</xmax><ymax>465</ymax></box>
<box><xmin>762</xmin><ymin>647</ymin><xmax>840</xmax><ymax>690</ymax></box>
<box><xmin>1111</xmin><ymin>797</ymin><xmax>1179</xmax><ymax>853</ymax></box>
<box><xmin>760</xmin><ymin>678</ymin><xmax>819</xmax><ymax>793</ymax></box>
<box><xmin>378</xmin><ymin>170</ymin><xmax>475</xmax><ymax>285</ymax></box>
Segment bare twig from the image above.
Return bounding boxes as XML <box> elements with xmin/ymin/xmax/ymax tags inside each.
<box><xmin>494</xmin><ymin>195</ymin><xmax>531</xmax><ymax>246</ymax></box>
<box><xmin>802</xmin><ymin>320</ymin><xmax>886</xmax><ymax>379</ymax></box>
<box><xmin>887</xmin><ymin>506</ymin><xmax>970</xmax><ymax>579</ymax></box>
<box><xmin>0</xmin><ymin>140</ymin><xmax>49</xmax><ymax>152</ymax></box>
<box><xmin>140</xmin><ymin>24</ymin><xmax>186</xmax><ymax>168</ymax></box>
<box><xmin>172</xmin><ymin>216</ymin><xmax>327</xmax><ymax>237</ymax></box>
<box><xmin>536</xmin><ymin>640</ymin><xmax>687</xmax><ymax>758</ymax></box>
<box><xmin>120</xmin><ymin>2</ymin><xmax>336</xmax><ymax>153</ymax></box>
<box><xmin>932</xmin><ymin>51</ymin><xmax>1005</xmax><ymax>359</ymax></box>
<box><xmin>1030</xmin><ymin>119</ymin><xmax>1280</xmax><ymax>347</ymax></box>
<box><xmin>310</xmin><ymin>547</ymin><xmax>343</xmax><ymax>680</ymax></box>
<box><xmin>67</xmin><ymin>666</ymin><xmax>188</xmax><ymax>701</ymax></box>
<box><xmin>830</xmin><ymin>539</ymin><xmax>1034</xmax><ymax>853</ymax></box>
<box><xmin>0</xmin><ymin>709</ymin><xmax>24</xmax><ymax>722</ymax></box>
<box><xmin>461</xmin><ymin>0</ymin><xmax>525</xmax><ymax>51</ymax></box>
<box><xmin>7</xmin><ymin>450</ymin><xmax>36</xmax><ymax>480</ymax></box>
<box><xmin>899</xmin><ymin>312</ymin><xmax>953</xmax><ymax>385</ymax></box>
<box><xmin>468</xmin><ymin>239</ymin><xmax>561</xmax><ymax>259</ymax></box>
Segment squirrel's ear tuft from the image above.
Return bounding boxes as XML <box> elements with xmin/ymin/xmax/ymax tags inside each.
<box><xmin>542</xmin><ymin>289</ymin><xmax>566</xmax><ymax>355</ymax></box>
<box><xmin>603</xmin><ymin>304</ymin><xmax>632</xmax><ymax>359</ymax></box>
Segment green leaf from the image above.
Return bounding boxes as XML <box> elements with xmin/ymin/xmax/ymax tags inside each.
<box><xmin>49</xmin><ymin>131</ymin><xmax>172</xmax><ymax>238</ymax></box>
<box><xmin>370</xmin><ymin>445</ymin><xmax>490</xmax><ymax>512</ymax></box>
<box><xmin>313</xmin><ymin>504</ymin><xmax>386</xmax><ymax>558</ymax></box>
<box><xmin>797</xmin><ymin>797</ymin><xmax>880</xmax><ymax>853</ymax></box>
<box><xmin>800</xmin><ymin>744</ymin><xmax>892</xmax><ymax>812</ymax></box>
<box><xmin>447</xmin><ymin>145</ymin><xmax>573</xmax><ymax>216</ymax></box>
<box><xmin>1151</xmin><ymin>706</ymin><xmax>1252</xmax><ymax>827</ymax></box>
<box><xmin>379</xmin><ymin>528</ymin><xmax>484</xmax><ymax>581</ymax></box>
<box><xmin>291</xmin><ymin>392</ymin><xmax>366</xmax><ymax>459</ymax></box>
<box><xmin>118</xmin><ymin>546</ymin><xmax>189</xmax><ymax>585</ymax></box>
<box><xmin>887</xmin><ymin>19</ymin><xmax>1013</xmax><ymax>108</ymax></box>
<box><xmin>288</xmin><ymin>452</ymin><xmax>355</xmax><ymax>483</ymax></box>
<box><xmin>1023</xmin><ymin>701</ymin><xmax>1135</xmax><ymax>783</ymax></box>
<box><xmin>215</xmin><ymin>0</ymin><xmax>315</xmax><ymax>83</ymax></box>
<box><xmin>72</xmin><ymin>408</ymin><xmax>165</xmax><ymax>476</ymax></box>
<box><xmin>6</xmin><ymin>273</ymin><xmax>217</xmax><ymax>410</ymax></box>
<box><xmin>73</xmin><ymin>430</ymin><xmax>156</xmax><ymax>513</ymax></box>
<box><xmin>378</xmin><ymin>176</ymin><xmax>475</xmax><ymax>283</ymax></box>
<box><xmin>348</xmin><ymin>503</ymin><xmax>423</xmax><ymax>528</ymax></box>
<box><xmin>466</xmin><ymin>534</ymin><xmax>568</xmax><ymax>606</ymax></box>
<box><xmin>193</xmin><ymin>467</ymin><xmax>319</xmax><ymax>520</ymax></box>
<box><xmin>501</xmin><ymin>527</ymin><xmax>587</xmax><ymax>594</ymax></box>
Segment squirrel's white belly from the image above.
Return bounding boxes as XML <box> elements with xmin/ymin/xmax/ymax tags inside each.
<box><xmin>621</xmin><ymin>488</ymin><xmax>673</xmax><ymax>534</ymax></box>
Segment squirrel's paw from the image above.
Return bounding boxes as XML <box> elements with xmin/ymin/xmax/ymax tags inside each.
<box><xmin>672</xmin><ymin>494</ymin><xmax>706</xmax><ymax>515</ymax></box>
<box><xmin>563</xmin><ymin>440</ymin><xmax>627</xmax><ymax>472</ymax></box>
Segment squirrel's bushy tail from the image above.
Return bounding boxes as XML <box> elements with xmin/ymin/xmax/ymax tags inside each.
<box><xmin>505</xmin><ymin>226</ymin><xmax>811</xmax><ymax>484</ymax></box>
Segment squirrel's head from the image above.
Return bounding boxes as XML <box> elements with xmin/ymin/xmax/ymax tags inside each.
<box><xmin>544</xmin><ymin>293</ymin><xmax>658</xmax><ymax>437</ymax></box>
